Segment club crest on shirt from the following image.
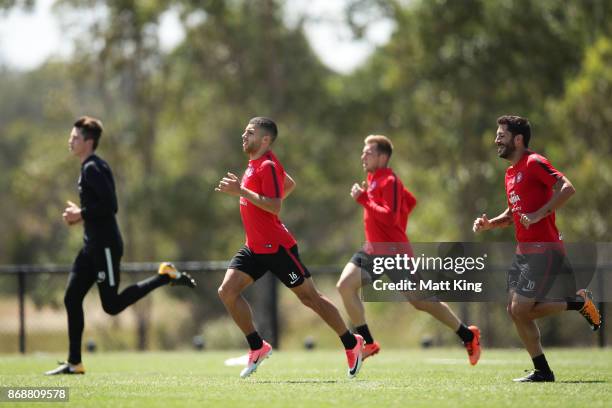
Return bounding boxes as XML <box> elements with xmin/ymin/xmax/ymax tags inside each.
<box><xmin>368</xmin><ymin>181</ymin><xmax>377</xmax><ymax>192</ymax></box>
<box><xmin>97</xmin><ymin>271</ymin><xmax>106</xmax><ymax>283</ymax></box>
<box><xmin>245</xmin><ymin>166</ymin><xmax>254</xmax><ymax>177</ymax></box>
<box><xmin>515</xmin><ymin>172</ymin><xmax>523</xmax><ymax>184</ymax></box>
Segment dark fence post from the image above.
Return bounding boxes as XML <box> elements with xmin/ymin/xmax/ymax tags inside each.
<box><xmin>270</xmin><ymin>276</ymin><xmax>278</xmax><ymax>348</ymax></box>
<box><xmin>596</xmin><ymin>248</ymin><xmax>606</xmax><ymax>348</ymax></box>
<box><xmin>18</xmin><ymin>271</ymin><xmax>26</xmax><ymax>354</ymax></box>
<box><xmin>599</xmin><ymin>302</ymin><xmax>606</xmax><ymax>348</ymax></box>
<box><xmin>247</xmin><ymin>273</ymin><xmax>279</xmax><ymax>348</ymax></box>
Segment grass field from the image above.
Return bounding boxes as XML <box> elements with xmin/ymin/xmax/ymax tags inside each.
<box><xmin>0</xmin><ymin>348</ymin><xmax>610</xmax><ymax>407</ymax></box>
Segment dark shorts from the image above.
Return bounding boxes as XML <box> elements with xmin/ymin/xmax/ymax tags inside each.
<box><xmin>349</xmin><ymin>250</ymin><xmax>420</xmax><ymax>283</ymax></box>
<box><xmin>507</xmin><ymin>249</ymin><xmax>576</xmax><ymax>300</ymax></box>
<box><xmin>228</xmin><ymin>245</ymin><xmax>311</xmax><ymax>288</ymax></box>
<box><xmin>71</xmin><ymin>245</ymin><xmax>123</xmax><ymax>294</ymax></box>
<box><xmin>350</xmin><ymin>250</ymin><xmax>433</xmax><ymax>301</ymax></box>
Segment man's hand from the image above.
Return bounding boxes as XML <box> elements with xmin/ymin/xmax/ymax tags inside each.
<box><xmin>519</xmin><ymin>211</ymin><xmax>544</xmax><ymax>229</ymax></box>
<box><xmin>472</xmin><ymin>213</ymin><xmax>492</xmax><ymax>233</ymax></box>
<box><xmin>350</xmin><ymin>182</ymin><xmax>366</xmax><ymax>201</ymax></box>
<box><xmin>63</xmin><ymin>200</ymin><xmax>82</xmax><ymax>226</ymax></box>
<box><xmin>215</xmin><ymin>172</ymin><xmax>242</xmax><ymax>197</ymax></box>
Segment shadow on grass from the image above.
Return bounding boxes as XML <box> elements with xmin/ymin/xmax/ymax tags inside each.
<box><xmin>254</xmin><ymin>380</ymin><xmax>338</xmax><ymax>384</ymax></box>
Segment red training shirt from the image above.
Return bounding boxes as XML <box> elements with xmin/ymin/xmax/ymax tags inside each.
<box><xmin>356</xmin><ymin>167</ymin><xmax>417</xmax><ymax>251</ymax></box>
<box><xmin>505</xmin><ymin>150</ymin><xmax>564</xmax><ymax>250</ymax></box>
<box><xmin>239</xmin><ymin>150</ymin><xmax>296</xmax><ymax>254</ymax></box>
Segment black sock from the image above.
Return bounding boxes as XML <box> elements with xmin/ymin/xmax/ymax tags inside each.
<box><xmin>138</xmin><ymin>274</ymin><xmax>170</xmax><ymax>289</ymax></box>
<box><xmin>532</xmin><ymin>354</ymin><xmax>552</xmax><ymax>373</ymax></box>
<box><xmin>246</xmin><ymin>331</ymin><xmax>264</xmax><ymax>350</ymax></box>
<box><xmin>340</xmin><ymin>330</ymin><xmax>357</xmax><ymax>349</ymax></box>
<box><xmin>566</xmin><ymin>299</ymin><xmax>585</xmax><ymax>311</ymax></box>
<box><xmin>456</xmin><ymin>323</ymin><xmax>474</xmax><ymax>343</ymax></box>
<box><xmin>355</xmin><ymin>324</ymin><xmax>374</xmax><ymax>344</ymax></box>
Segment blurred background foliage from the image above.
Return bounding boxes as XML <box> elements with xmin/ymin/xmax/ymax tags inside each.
<box><xmin>1</xmin><ymin>0</ymin><xmax>611</xmax><ymax>350</ymax></box>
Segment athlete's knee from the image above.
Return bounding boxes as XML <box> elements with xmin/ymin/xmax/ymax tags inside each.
<box><xmin>336</xmin><ymin>278</ymin><xmax>355</xmax><ymax>296</ymax></box>
<box><xmin>100</xmin><ymin>298</ymin><xmax>123</xmax><ymax>315</ymax></box>
<box><xmin>298</xmin><ymin>294</ymin><xmax>317</xmax><ymax>309</ymax></box>
<box><xmin>506</xmin><ymin>303</ymin><xmax>514</xmax><ymax>319</ymax></box>
<box><xmin>102</xmin><ymin>304</ymin><xmax>121</xmax><ymax>316</ymax></box>
<box><xmin>218</xmin><ymin>283</ymin><xmax>238</xmax><ymax>304</ymax></box>
<box><xmin>217</xmin><ymin>285</ymin><xmax>228</xmax><ymax>302</ymax></box>
<box><xmin>510</xmin><ymin>302</ymin><xmax>531</xmax><ymax>320</ymax></box>
<box><xmin>298</xmin><ymin>291</ymin><xmax>321</xmax><ymax>310</ymax></box>
<box><xmin>63</xmin><ymin>291</ymin><xmax>79</xmax><ymax>309</ymax></box>
<box><xmin>64</xmin><ymin>287</ymin><xmax>85</xmax><ymax>309</ymax></box>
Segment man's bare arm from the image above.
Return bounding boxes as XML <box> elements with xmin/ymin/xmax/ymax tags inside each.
<box><xmin>473</xmin><ymin>207</ymin><xmax>513</xmax><ymax>233</ymax></box>
<box><xmin>284</xmin><ymin>173</ymin><xmax>296</xmax><ymax>199</ymax></box>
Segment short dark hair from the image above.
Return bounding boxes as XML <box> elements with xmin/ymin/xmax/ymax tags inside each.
<box><xmin>74</xmin><ymin>116</ymin><xmax>103</xmax><ymax>150</ymax></box>
<box><xmin>249</xmin><ymin>117</ymin><xmax>278</xmax><ymax>142</ymax></box>
<box><xmin>364</xmin><ymin>134</ymin><xmax>393</xmax><ymax>158</ymax></box>
<box><xmin>497</xmin><ymin>115</ymin><xmax>531</xmax><ymax>148</ymax></box>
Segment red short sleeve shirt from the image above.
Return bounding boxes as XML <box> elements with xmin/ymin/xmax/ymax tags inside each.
<box><xmin>505</xmin><ymin>151</ymin><xmax>564</xmax><ymax>244</ymax></box>
<box><xmin>239</xmin><ymin>151</ymin><xmax>296</xmax><ymax>253</ymax></box>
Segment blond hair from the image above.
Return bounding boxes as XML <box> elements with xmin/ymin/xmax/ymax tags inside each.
<box><xmin>364</xmin><ymin>134</ymin><xmax>393</xmax><ymax>157</ymax></box>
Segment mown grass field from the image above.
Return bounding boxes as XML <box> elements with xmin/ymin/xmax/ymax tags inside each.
<box><xmin>0</xmin><ymin>348</ymin><xmax>610</xmax><ymax>407</ymax></box>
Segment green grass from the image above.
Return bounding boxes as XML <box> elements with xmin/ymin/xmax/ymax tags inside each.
<box><xmin>0</xmin><ymin>348</ymin><xmax>610</xmax><ymax>407</ymax></box>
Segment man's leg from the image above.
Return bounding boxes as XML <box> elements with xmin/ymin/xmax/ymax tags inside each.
<box><xmin>505</xmin><ymin>251</ymin><xmax>555</xmax><ymax>381</ymax></box>
<box><xmin>509</xmin><ymin>292</ymin><xmax>555</xmax><ymax>382</ymax></box>
<box><xmin>408</xmin><ymin>298</ymin><xmax>480</xmax><ymax>365</ymax></box>
<box><xmin>336</xmin><ymin>262</ymin><xmax>367</xmax><ymax>326</ymax></box>
<box><xmin>522</xmin><ymin>250</ymin><xmax>579</xmax><ymax>320</ymax></box>
<box><xmin>292</xmin><ymin>277</ymin><xmax>364</xmax><ymax>378</ymax></box>
<box><xmin>217</xmin><ymin>268</ymin><xmax>256</xmax><ymax>335</ymax></box>
<box><xmin>295</xmin><ymin>277</ymin><xmax>351</xmax><ymax>336</ymax></box>
<box><xmin>407</xmin><ymin>299</ymin><xmax>462</xmax><ymax>331</ymax></box>
<box><xmin>217</xmin><ymin>253</ymin><xmax>268</xmax><ymax>379</ymax></box>
<box><xmin>526</xmin><ymin>301</ymin><xmax>569</xmax><ymax>320</ymax></box>
<box><xmin>509</xmin><ymin>293</ymin><xmax>543</xmax><ymax>357</ymax></box>
<box><xmin>523</xmin><ymin>250</ymin><xmax>601</xmax><ymax>329</ymax></box>
<box><xmin>337</xmin><ymin>262</ymin><xmax>379</xmax><ymax>350</ymax></box>
<box><xmin>65</xmin><ymin>251</ymin><xmax>96</xmax><ymax>365</ymax></box>
<box><xmin>276</xmin><ymin>245</ymin><xmax>363</xmax><ymax>377</ymax></box>
<box><xmin>46</xmin><ymin>249</ymin><xmax>94</xmax><ymax>375</ymax></box>
<box><xmin>96</xmin><ymin>247</ymin><xmax>179</xmax><ymax>315</ymax></box>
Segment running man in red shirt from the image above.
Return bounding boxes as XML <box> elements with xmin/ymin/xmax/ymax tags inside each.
<box><xmin>216</xmin><ymin>117</ymin><xmax>364</xmax><ymax>379</ymax></box>
<box><xmin>336</xmin><ymin>135</ymin><xmax>481</xmax><ymax>365</ymax></box>
<box><xmin>473</xmin><ymin>115</ymin><xmax>601</xmax><ymax>382</ymax></box>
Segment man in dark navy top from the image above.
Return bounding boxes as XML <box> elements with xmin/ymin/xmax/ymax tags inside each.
<box><xmin>46</xmin><ymin>116</ymin><xmax>196</xmax><ymax>375</ymax></box>
<box><xmin>473</xmin><ymin>115</ymin><xmax>601</xmax><ymax>382</ymax></box>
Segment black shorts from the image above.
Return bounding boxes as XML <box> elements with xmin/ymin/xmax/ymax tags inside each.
<box><xmin>507</xmin><ymin>250</ymin><xmax>576</xmax><ymax>300</ymax></box>
<box><xmin>228</xmin><ymin>245</ymin><xmax>311</xmax><ymax>288</ymax></box>
<box><xmin>71</xmin><ymin>245</ymin><xmax>123</xmax><ymax>292</ymax></box>
<box><xmin>349</xmin><ymin>251</ymin><xmax>418</xmax><ymax>283</ymax></box>
<box><xmin>350</xmin><ymin>250</ymin><xmax>434</xmax><ymax>301</ymax></box>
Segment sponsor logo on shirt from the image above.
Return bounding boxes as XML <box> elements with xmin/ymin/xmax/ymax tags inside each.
<box><xmin>509</xmin><ymin>191</ymin><xmax>521</xmax><ymax>205</ymax></box>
